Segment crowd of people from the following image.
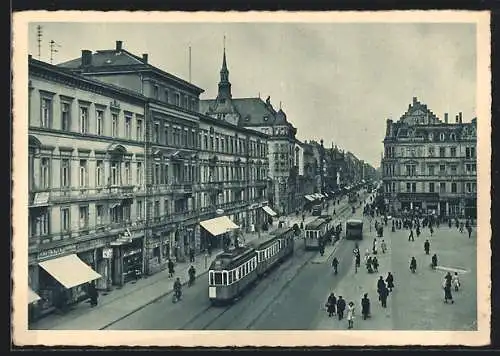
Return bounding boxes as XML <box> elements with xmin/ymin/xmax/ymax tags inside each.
<box><xmin>324</xmin><ymin>197</ymin><xmax>472</xmax><ymax>330</ymax></box>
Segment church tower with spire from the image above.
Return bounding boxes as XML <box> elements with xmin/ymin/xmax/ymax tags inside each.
<box><xmin>217</xmin><ymin>37</ymin><xmax>232</xmax><ymax>103</ymax></box>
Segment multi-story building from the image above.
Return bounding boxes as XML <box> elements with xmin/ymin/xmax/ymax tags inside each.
<box><xmin>382</xmin><ymin>97</ymin><xmax>477</xmax><ymax>218</ymax></box>
<box><xmin>301</xmin><ymin>141</ymin><xmax>318</xmax><ymax>196</ymax></box>
<box><xmin>28</xmin><ymin>57</ymin><xmax>148</xmax><ymax>316</ymax></box>
<box><xmin>28</xmin><ymin>41</ymin><xmax>271</xmax><ymax>318</ymax></box>
<box><xmin>58</xmin><ymin>40</ymin><xmax>204</xmax><ymax>273</ymax></box>
<box><xmin>324</xmin><ymin>144</ymin><xmax>347</xmax><ymax>193</ymax></box>
<box><xmin>200</xmin><ymin>47</ymin><xmax>299</xmax><ymax>216</ymax></box>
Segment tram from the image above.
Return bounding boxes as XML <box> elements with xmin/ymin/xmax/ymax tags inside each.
<box><xmin>304</xmin><ymin>216</ymin><xmax>333</xmax><ymax>250</ymax></box>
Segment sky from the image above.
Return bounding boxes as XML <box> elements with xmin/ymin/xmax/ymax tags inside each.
<box><xmin>28</xmin><ymin>22</ymin><xmax>477</xmax><ymax>167</ymax></box>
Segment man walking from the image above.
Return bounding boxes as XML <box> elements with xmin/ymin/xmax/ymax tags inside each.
<box><xmin>336</xmin><ymin>296</ymin><xmax>346</xmax><ymax>320</ymax></box>
<box><xmin>332</xmin><ymin>257</ymin><xmax>339</xmax><ymax>275</ymax></box>
<box><xmin>408</xmin><ymin>229</ymin><xmax>414</xmax><ymax>242</ymax></box>
<box><xmin>424</xmin><ymin>239</ymin><xmax>430</xmax><ymax>255</ymax></box>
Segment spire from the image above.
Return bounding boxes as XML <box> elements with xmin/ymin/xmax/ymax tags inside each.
<box><xmin>217</xmin><ymin>35</ymin><xmax>232</xmax><ymax>101</ymax></box>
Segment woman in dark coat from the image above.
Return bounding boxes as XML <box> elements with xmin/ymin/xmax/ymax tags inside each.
<box><xmin>326</xmin><ymin>292</ymin><xmax>337</xmax><ymax>317</ymax></box>
<box><xmin>361</xmin><ymin>293</ymin><xmax>371</xmax><ymax>320</ymax></box>
<box><xmin>386</xmin><ymin>272</ymin><xmax>394</xmax><ymax>292</ymax></box>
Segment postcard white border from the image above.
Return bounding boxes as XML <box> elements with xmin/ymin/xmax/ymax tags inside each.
<box><xmin>12</xmin><ymin>10</ymin><xmax>491</xmax><ymax>347</ymax></box>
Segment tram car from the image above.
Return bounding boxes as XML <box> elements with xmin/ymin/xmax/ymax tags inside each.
<box><xmin>304</xmin><ymin>216</ymin><xmax>333</xmax><ymax>250</ymax></box>
<box><xmin>208</xmin><ymin>227</ymin><xmax>295</xmax><ymax>305</ymax></box>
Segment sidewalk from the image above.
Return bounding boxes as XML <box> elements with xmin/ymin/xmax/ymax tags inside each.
<box><xmin>30</xmin><ymin>209</ymin><xmax>323</xmax><ymax>330</ymax></box>
<box><xmin>316</xmin><ymin>217</ymin><xmax>477</xmax><ymax>330</ymax></box>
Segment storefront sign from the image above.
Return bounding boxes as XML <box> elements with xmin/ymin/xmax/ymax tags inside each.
<box><xmin>102</xmin><ymin>248</ymin><xmax>113</xmax><ymax>259</ymax></box>
<box><xmin>77</xmin><ymin>238</ymin><xmax>106</xmax><ymax>253</ymax></box>
<box><xmin>38</xmin><ymin>244</ymin><xmax>76</xmax><ymax>260</ymax></box>
<box><xmin>123</xmin><ymin>248</ymin><xmax>142</xmax><ymax>258</ymax></box>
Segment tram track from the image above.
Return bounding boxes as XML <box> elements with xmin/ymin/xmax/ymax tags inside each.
<box><xmin>177</xmin><ymin>196</ymin><xmax>363</xmax><ymax>330</ymax></box>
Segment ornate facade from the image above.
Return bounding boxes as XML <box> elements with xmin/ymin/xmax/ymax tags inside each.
<box><xmin>382</xmin><ymin>97</ymin><xmax>477</xmax><ymax>218</ymax></box>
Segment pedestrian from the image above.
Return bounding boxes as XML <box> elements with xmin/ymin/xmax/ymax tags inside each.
<box><xmin>386</xmin><ymin>272</ymin><xmax>395</xmax><ymax>292</ymax></box>
<box><xmin>467</xmin><ymin>225</ymin><xmax>473</xmax><ymax>239</ymax></box>
<box><xmin>361</xmin><ymin>293</ymin><xmax>371</xmax><ymax>320</ymax></box>
<box><xmin>372</xmin><ymin>256</ymin><xmax>379</xmax><ymax>272</ymax></box>
<box><xmin>189</xmin><ymin>247</ymin><xmax>195</xmax><ymax>263</ymax></box>
<box><xmin>372</xmin><ymin>238</ymin><xmax>378</xmax><ymax>255</ymax></box>
<box><xmin>377</xmin><ymin>276</ymin><xmax>386</xmax><ymax>301</ymax></box>
<box><xmin>326</xmin><ymin>292</ymin><xmax>337</xmax><ymax>317</ymax></box>
<box><xmin>167</xmin><ymin>259</ymin><xmax>175</xmax><ymax>278</ymax></box>
<box><xmin>430</xmin><ymin>226</ymin><xmax>434</xmax><ymax>237</ymax></box>
<box><xmin>459</xmin><ymin>222</ymin><xmax>464</xmax><ymax>234</ymax></box>
<box><xmin>381</xmin><ymin>239</ymin><xmax>387</xmax><ymax>253</ymax></box>
<box><xmin>88</xmin><ymin>281</ymin><xmax>98</xmax><ymax>307</ymax></box>
<box><xmin>431</xmin><ymin>253</ymin><xmax>438</xmax><ymax>269</ymax></box>
<box><xmin>408</xmin><ymin>229</ymin><xmax>414</xmax><ymax>242</ymax></box>
<box><xmin>416</xmin><ymin>226</ymin><xmax>421</xmax><ymax>238</ymax></box>
<box><xmin>380</xmin><ymin>286</ymin><xmax>389</xmax><ymax>308</ymax></box>
<box><xmin>336</xmin><ymin>296</ymin><xmax>346</xmax><ymax>320</ymax></box>
<box><xmin>445</xmin><ymin>271</ymin><xmax>453</xmax><ymax>287</ymax></box>
<box><xmin>347</xmin><ymin>301</ymin><xmax>355</xmax><ymax>329</ymax></box>
<box><xmin>410</xmin><ymin>257</ymin><xmax>417</xmax><ymax>273</ymax></box>
<box><xmin>355</xmin><ymin>254</ymin><xmax>361</xmax><ymax>271</ymax></box>
<box><xmin>332</xmin><ymin>257</ymin><xmax>339</xmax><ymax>275</ymax></box>
<box><xmin>424</xmin><ymin>239</ymin><xmax>430</xmax><ymax>255</ymax></box>
<box><xmin>452</xmin><ymin>272</ymin><xmax>461</xmax><ymax>291</ymax></box>
<box><xmin>448</xmin><ymin>219</ymin><xmax>452</xmax><ymax>229</ymax></box>
<box><xmin>443</xmin><ymin>278</ymin><xmax>454</xmax><ymax>304</ymax></box>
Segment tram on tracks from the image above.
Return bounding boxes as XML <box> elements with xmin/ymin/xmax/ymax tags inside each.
<box><xmin>304</xmin><ymin>215</ymin><xmax>333</xmax><ymax>250</ymax></box>
<box><xmin>208</xmin><ymin>227</ymin><xmax>295</xmax><ymax>305</ymax></box>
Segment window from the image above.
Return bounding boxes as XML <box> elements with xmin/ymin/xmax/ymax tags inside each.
<box><xmin>411</xmin><ymin>183</ymin><xmax>416</xmax><ymax>193</ymax></box>
<box><xmin>79</xmin><ymin>205</ymin><xmax>89</xmax><ymax>228</ymax></box>
<box><xmin>450</xmin><ymin>147</ymin><xmax>457</xmax><ymax>157</ymax></box>
<box><xmin>439</xmin><ymin>147</ymin><xmax>445</xmax><ymax>157</ymax></box>
<box><xmin>111</xmin><ymin>161</ymin><xmax>120</xmax><ymax>185</ymax></box>
<box><xmin>137</xmin><ymin>162</ymin><xmax>143</xmax><ymax>185</ymax></box>
<box><xmin>466</xmin><ymin>182</ymin><xmax>472</xmax><ymax>193</ymax></box>
<box><xmin>183</xmin><ymin>95</ymin><xmax>189</xmax><ymax>108</ymax></box>
<box><xmin>61</xmin><ymin>102</ymin><xmax>71</xmax><ymax>131</ymax></box>
<box><xmin>451</xmin><ymin>182</ymin><xmax>457</xmax><ymax>193</ymax></box>
<box><xmin>125</xmin><ymin>116</ymin><xmax>132</xmax><ymax>139</ymax></box>
<box><xmin>428</xmin><ymin>146</ymin><xmax>435</xmax><ymax>157</ymax></box>
<box><xmin>136</xmin><ymin>118</ymin><xmax>143</xmax><ymax>140</ymax></box>
<box><xmin>440</xmin><ymin>182</ymin><xmax>446</xmax><ymax>193</ymax></box>
<box><xmin>96</xmin><ymin>205</ymin><xmax>104</xmax><ymax>226</ymax></box>
<box><xmin>154</xmin><ymin>163</ymin><xmax>160</xmax><ymax>185</ymax></box>
<box><xmin>37</xmin><ymin>210</ymin><xmax>50</xmax><ymax>236</ymax></box>
<box><xmin>95</xmin><ymin>109</ymin><xmax>104</xmax><ymax>135</ymax></box>
<box><xmin>153</xmin><ymin>85</ymin><xmax>159</xmax><ymax>99</ymax></box>
<box><xmin>154</xmin><ymin>200</ymin><xmax>160</xmax><ymax>218</ymax></box>
<box><xmin>439</xmin><ymin>164</ymin><xmax>446</xmax><ymax>175</ymax></box>
<box><xmin>164</xmin><ymin>125</ymin><xmax>169</xmax><ymax>145</ymax></box>
<box><xmin>124</xmin><ymin>161</ymin><xmax>131</xmax><ymax>185</ymax></box>
<box><xmin>79</xmin><ymin>159</ymin><xmax>88</xmax><ymax>187</ymax></box>
<box><xmin>154</xmin><ymin>123</ymin><xmax>160</xmax><ymax>143</ymax></box>
<box><xmin>164</xmin><ymin>199</ymin><xmax>169</xmax><ymax>216</ymax></box>
<box><xmin>164</xmin><ymin>89</ymin><xmax>169</xmax><ymax>103</ymax></box>
<box><xmin>175</xmin><ymin>93</ymin><xmax>180</xmax><ymax>106</ymax></box>
<box><xmin>96</xmin><ymin>160</ymin><xmax>103</xmax><ymax>186</ymax></box>
<box><xmin>41</xmin><ymin>97</ymin><xmax>52</xmax><ymax>128</ymax></box>
<box><xmin>61</xmin><ymin>207</ymin><xmax>70</xmax><ymax>232</ymax></box>
<box><xmin>406</xmin><ymin>182</ymin><xmax>411</xmax><ymax>192</ymax></box>
<box><xmin>79</xmin><ymin>106</ymin><xmax>88</xmax><ymax>134</ymax></box>
<box><xmin>136</xmin><ymin>200</ymin><xmax>143</xmax><ymax>220</ymax></box>
<box><xmin>472</xmin><ymin>164</ymin><xmax>477</xmax><ymax>173</ymax></box>
<box><xmin>112</xmin><ymin>113</ymin><xmax>119</xmax><ymax>137</ymax></box>
<box><xmin>439</xmin><ymin>133</ymin><xmax>445</xmax><ymax>141</ymax></box>
<box><xmin>61</xmin><ymin>158</ymin><xmax>70</xmax><ymax>188</ymax></box>
<box><xmin>40</xmin><ymin>157</ymin><xmax>50</xmax><ymax>189</ymax></box>
<box><xmin>429</xmin><ymin>182</ymin><xmax>435</xmax><ymax>193</ymax></box>
<box><xmin>428</xmin><ymin>165</ymin><xmax>435</xmax><ymax>176</ymax></box>
<box><xmin>451</xmin><ymin>165</ymin><xmax>457</xmax><ymax>175</ymax></box>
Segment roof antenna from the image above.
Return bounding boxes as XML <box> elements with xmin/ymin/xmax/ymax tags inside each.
<box><xmin>49</xmin><ymin>40</ymin><xmax>61</xmax><ymax>64</ymax></box>
<box><xmin>279</xmin><ymin>101</ymin><xmax>282</xmax><ymax>110</ymax></box>
<box><xmin>188</xmin><ymin>45</ymin><xmax>192</xmax><ymax>83</ymax></box>
<box><xmin>36</xmin><ymin>25</ymin><xmax>43</xmax><ymax>60</ymax></box>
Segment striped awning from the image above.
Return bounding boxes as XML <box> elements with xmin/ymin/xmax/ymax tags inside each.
<box><xmin>262</xmin><ymin>206</ymin><xmax>278</xmax><ymax>217</ymax></box>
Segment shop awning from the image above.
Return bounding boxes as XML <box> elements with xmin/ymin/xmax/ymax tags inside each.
<box><xmin>28</xmin><ymin>287</ymin><xmax>41</xmax><ymax>304</ymax></box>
<box><xmin>262</xmin><ymin>206</ymin><xmax>277</xmax><ymax>217</ymax></box>
<box><xmin>38</xmin><ymin>254</ymin><xmax>102</xmax><ymax>289</ymax></box>
<box><xmin>305</xmin><ymin>195</ymin><xmax>315</xmax><ymax>202</ymax></box>
<box><xmin>32</xmin><ymin>192</ymin><xmax>50</xmax><ymax>207</ymax></box>
<box><xmin>200</xmin><ymin>216</ymin><xmax>239</xmax><ymax>237</ymax></box>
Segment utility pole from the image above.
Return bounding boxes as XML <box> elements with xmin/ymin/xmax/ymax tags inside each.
<box><xmin>36</xmin><ymin>25</ymin><xmax>43</xmax><ymax>60</ymax></box>
<box><xmin>188</xmin><ymin>45</ymin><xmax>192</xmax><ymax>83</ymax></box>
<box><xmin>49</xmin><ymin>40</ymin><xmax>61</xmax><ymax>64</ymax></box>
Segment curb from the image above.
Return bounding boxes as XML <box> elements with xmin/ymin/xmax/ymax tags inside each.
<box><xmin>99</xmin><ymin>269</ymin><xmax>210</xmax><ymax>330</ymax></box>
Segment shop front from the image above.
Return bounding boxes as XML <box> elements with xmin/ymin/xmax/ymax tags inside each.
<box><xmin>122</xmin><ymin>239</ymin><xmax>143</xmax><ymax>284</ymax></box>
<box><xmin>200</xmin><ymin>215</ymin><xmax>239</xmax><ymax>252</ymax></box>
<box><xmin>36</xmin><ymin>253</ymin><xmax>102</xmax><ymax>315</ymax></box>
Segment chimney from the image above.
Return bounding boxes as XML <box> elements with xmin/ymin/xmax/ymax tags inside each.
<box><xmin>413</xmin><ymin>96</ymin><xmax>417</xmax><ymax>105</ymax></box>
<box><xmin>116</xmin><ymin>40</ymin><xmax>123</xmax><ymax>51</ymax></box>
<box><xmin>455</xmin><ymin>114</ymin><xmax>459</xmax><ymax>123</ymax></box>
<box><xmin>28</xmin><ymin>54</ymin><xmax>32</xmax><ymax>60</ymax></box>
<box><xmin>444</xmin><ymin>113</ymin><xmax>448</xmax><ymax>124</ymax></box>
<box><xmin>142</xmin><ymin>53</ymin><xmax>148</xmax><ymax>63</ymax></box>
<box><xmin>459</xmin><ymin>112</ymin><xmax>463</xmax><ymax>123</ymax></box>
<box><xmin>81</xmin><ymin>50</ymin><xmax>92</xmax><ymax>67</ymax></box>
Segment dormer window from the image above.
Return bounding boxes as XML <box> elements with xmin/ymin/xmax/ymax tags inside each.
<box><xmin>439</xmin><ymin>132</ymin><xmax>445</xmax><ymax>141</ymax></box>
<box><xmin>450</xmin><ymin>133</ymin><xmax>456</xmax><ymax>141</ymax></box>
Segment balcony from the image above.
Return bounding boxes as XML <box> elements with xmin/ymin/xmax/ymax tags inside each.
<box><xmin>170</xmin><ymin>183</ymin><xmax>193</xmax><ymax>196</ymax></box>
